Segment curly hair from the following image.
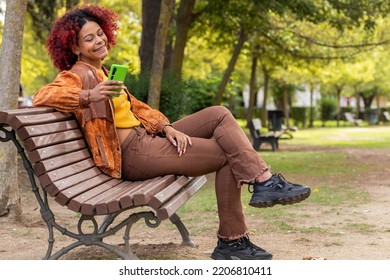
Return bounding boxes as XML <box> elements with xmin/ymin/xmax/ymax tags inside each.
<box><xmin>46</xmin><ymin>5</ymin><xmax>119</xmax><ymax>71</ymax></box>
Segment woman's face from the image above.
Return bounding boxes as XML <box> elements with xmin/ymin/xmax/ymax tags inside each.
<box><xmin>74</xmin><ymin>20</ymin><xmax>108</xmax><ymax>68</ymax></box>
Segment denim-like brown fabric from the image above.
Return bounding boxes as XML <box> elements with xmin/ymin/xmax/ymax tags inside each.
<box><xmin>121</xmin><ymin>106</ymin><xmax>269</xmax><ymax>239</ymax></box>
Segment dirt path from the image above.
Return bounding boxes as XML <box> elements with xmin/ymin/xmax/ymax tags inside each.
<box><xmin>1</xmin><ymin>145</ymin><xmax>390</xmax><ymax>260</ymax></box>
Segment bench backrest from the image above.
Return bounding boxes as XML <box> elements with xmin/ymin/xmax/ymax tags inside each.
<box><xmin>383</xmin><ymin>111</ymin><xmax>390</xmax><ymax>121</ymax></box>
<box><xmin>248</xmin><ymin>118</ymin><xmax>262</xmax><ymax>139</ymax></box>
<box><xmin>344</xmin><ymin>112</ymin><xmax>356</xmax><ymax>122</ymax></box>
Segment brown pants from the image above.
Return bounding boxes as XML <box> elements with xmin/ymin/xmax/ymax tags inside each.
<box><xmin>121</xmin><ymin>106</ymin><xmax>269</xmax><ymax>240</ymax></box>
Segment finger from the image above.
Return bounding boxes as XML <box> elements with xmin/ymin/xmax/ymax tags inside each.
<box><xmin>166</xmin><ymin>135</ymin><xmax>177</xmax><ymax>147</ymax></box>
<box><xmin>179</xmin><ymin>136</ymin><xmax>189</xmax><ymax>156</ymax></box>
<box><xmin>183</xmin><ymin>136</ymin><xmax>192</xmax><ymax>154</ymax></box>
<box><xmin>104</xmin><ymin>80</ymin><xmax>123</xmax><ymax>86</ymax></box>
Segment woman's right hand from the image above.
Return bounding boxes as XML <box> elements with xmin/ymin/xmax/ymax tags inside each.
<box><xmin>88</xmin><ymin>80</ymin><xmax>126</xmax><ymax>102</ymax></box>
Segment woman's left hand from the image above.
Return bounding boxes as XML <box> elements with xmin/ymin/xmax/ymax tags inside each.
<box><xmin>163</xmin><ymin>126</ymin><xmax>192</xmax><ymax>156</ymax></box>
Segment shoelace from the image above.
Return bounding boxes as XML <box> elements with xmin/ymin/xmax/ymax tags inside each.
<box><xmin>248</xmin><ymin>173</ymin><xmax>289</xmax><ymax>193</ymax></box>
<box><xmin>227</xmin><ymin>237</ymin><xmax>266</xmax><ymax>253</ymax></box>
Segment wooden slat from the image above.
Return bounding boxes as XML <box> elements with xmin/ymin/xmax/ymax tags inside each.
<box><xmin>156</xmin><ymin>176</ymin><xmax>207</xmax><ymax>220</ymax></box>
<box><xmin>23</xmin><ymin>129</ymin><xmax>83</xmax><ymax>151</ymax></box>
<box><xmin>9</xmin><ymin>111</ymin><xmax>73</xmax><ymax>130</ymax></box>
<box><xmin>118</xmin><ymin>177</ymin><xmax>165</xmax><ymax>210</ymax></box>
<box><xmin>33</xmin><ymin>149</ymin><xmax>90</xmax><ymax>176</ymax></box>
<box><xmin>95</xmin><ymin>179</ymin><xmax>158</xmax><ymax>214</ymax></box>
<box><xmin>54</xmin><ymin>174</ymin><xmax>115</xmax><ymax>206</ymax></box>
<box><xmin>17</xmin><ymin>120</ymin><xmax>79</xmax><ymax>140</ymax></box>
<box><xmin>44</xmin><ymin>166</ymin><xmax>103</xmax><ymax>197</ymax></box>
<box><xmin>0</xmin><ymin>107</ymin><xmax>54</xmax><ymax>125</ymax></box>
<box><xmin>67</xmin><ymin>180</ymin><xmax>124</xmax><ymax>213</ymax></box>
<box><xmin>133</xmin><ymin>175</ymin><xmax>176</xmax><ymax>206</ymax></box>
<box><xmin>79</xmin><ymin>180</ymin><xmax>134</xmax><ymax>215</ymax></box>
<box><xmin>148</xmin><ymin>176</ymin><xmax>191</xmax><ymax>209</ymax></box>
<box><xmin>39</xmin><ymin>159</ymin><xmax>96</xmax><ymax>190</ymax></box>
<box><xmin>105</xmin><ymin>181</ymin><xmax>146</xmax><ymax>213</ymax></box>
<box><xmin>28</xmin><ymin>139</ymin><xmax>87</xmax><ymax>163</ymax></box>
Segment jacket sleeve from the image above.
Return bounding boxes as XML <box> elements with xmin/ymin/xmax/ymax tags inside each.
<box><xmin>127</xmin><ymin>92</ymin><xmax>170</xmax><ymax>135</ymax></box>
<box><xmin>33</xmin><ymin>71</ymin><xmax>90</xmax><ymax>112</ymax></box>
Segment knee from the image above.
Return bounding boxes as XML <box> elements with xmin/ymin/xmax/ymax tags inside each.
<box><xmin>210</xmin><ymin>105</ymin><xmax>232</xmax><ymax>118</ymax></box>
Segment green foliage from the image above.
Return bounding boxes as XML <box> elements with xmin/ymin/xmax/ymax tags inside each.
<box><xmin>320</xmin><ymin>97</ymin><xmax>338</xmax><ymax>125</ymax></box>
<box><xmin>184</xmin><ymin>75</ymin><xmax>219</xmax><ymax>113</ymax></box>
<box><xmin>291</xmin><ymin>107</ymin><xmax>309</xmax><ymax>128</ymax></box>
<box><xmin>125</xmin><ymin>72</ymin><xmax>218</xmax><ymax>121</ymax></box>
<box><xmin>270</xmin><ymin>79</ymin><xmax>301</xmax><ymax>109</ymax></box>
<box><xmin>14</xmin><ymin>0</ymin><xmax>390</xmax><ymax>110</ymax></box>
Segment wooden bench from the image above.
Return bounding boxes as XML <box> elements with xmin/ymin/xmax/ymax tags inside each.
<box><xmin>248</xmin><ymin>118</ymin><xmax>282</xmax><ymax>151</ymax></box>
<box><xmin>0</xmin><ymin>107</ymin><xmax>207</xmax><ymax>260</ymax></box>
<box><xmin>344</xmin><ymin>112</ymin><xmax>362</xmax><ymax>126</ymax></box>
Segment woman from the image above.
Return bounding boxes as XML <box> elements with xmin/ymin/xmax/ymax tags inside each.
<box><xmin>33</xmin><ymin>4</ymin><xmax>310</xmax><ymax>260</ymax></box>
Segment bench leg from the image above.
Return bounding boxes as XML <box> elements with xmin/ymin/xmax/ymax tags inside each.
<box><xmin>169</xmin><ymin>213</ymin><xmax>198</xmax><ymax>248</ymax></box>
<box><xmin>252</xmin><ymin>138</ymin><xmax>261</xmax><ymax>151</ymax></box>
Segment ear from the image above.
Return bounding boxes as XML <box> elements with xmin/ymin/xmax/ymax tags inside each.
<box><xmin>72</xmin><ymin>46</ymin><xmax>80</xmax><ymax>56</ymax></box>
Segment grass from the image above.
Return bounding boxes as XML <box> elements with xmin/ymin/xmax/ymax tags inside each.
<box><xmin>177</xmin><ymin>122</ymin><xmax>388</xmax><ymax>234</ymax></box>
<box><xmin>291</xmin><ymin>126</ymin><xmax>390</xmax><ymax>149</ymax></box>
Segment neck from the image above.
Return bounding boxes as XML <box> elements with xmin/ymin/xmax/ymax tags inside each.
<box><xmin>78</xmin><ymin>60</ymin><xmax>101</xmax><ymax>70</ymax></box>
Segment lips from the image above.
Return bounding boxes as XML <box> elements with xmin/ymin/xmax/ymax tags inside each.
<box><xmin>94</xmin><ymin>45</ymin><xmax>107</xmax><ymax>53</ymax></box>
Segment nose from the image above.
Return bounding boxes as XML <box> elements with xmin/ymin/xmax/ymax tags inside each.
<box><xmin>96</xmin><ymin>37</ymin><xmax>103</xmax><ymax>45</ymax></box>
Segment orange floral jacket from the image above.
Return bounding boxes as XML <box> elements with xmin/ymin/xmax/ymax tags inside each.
<box><xmin>33</xmin><ymin>61</ymin><xmax>170</xmax><ymax>178</ymax></box>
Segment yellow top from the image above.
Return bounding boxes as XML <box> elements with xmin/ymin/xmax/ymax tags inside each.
<box><xmin>112</xmin><ymin>93</ymin><xmax>141</xmax><ymax>128</ymax></box>
<box><xmin>98</xmin><ymin>69</ymin><xmax>141</xmax><ymax>128</ymax></box>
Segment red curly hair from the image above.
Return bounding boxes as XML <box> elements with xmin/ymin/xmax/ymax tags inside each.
<box><xmin>46</xmin><ymin>5</ymin><xmax>119</xmax><ymax>71</ymax></box>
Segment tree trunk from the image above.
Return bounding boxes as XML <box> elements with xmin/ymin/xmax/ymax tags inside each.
<box><xmin>147</xmin><ymin>0</ymin><xmax>175</xmax><ymax>109</ymax></box>
<box><xmin>308</xmin><ymin>84</ymin><xmax>314</xmax><ymax>128</ymax></box>
<box><xmin>214</xmin><ymin>28</ymin><xmax>247</xmax><ymax>105</ymax></box>
<box><xmin>282</xmin><ymin>83</ymin><xmax>289</xmax><ymax>127</ymax></box>
<box><xmin>246</xmin><ymin>50</ymin><xmax>258</xmax><ymax>126</ymax></box>
<box><xmin>260</xmin><ymin>67</ymin><xmax>270</xmax><ymax>127</ymax></box>
<box><xmin>0</xmin><ymin>0</ymin><xmax>28</xmax><ymax>221</ymax></box>
<box><xmin>140</xmin><ymin>0</ymin><xmax>162</xmax><ymax>76</ymax></box>
<box><xmin>169</xmin><ymin>0</ymin><xmax>196</xmax><ymax>79</ymax></box>
<box><xmin>336</xmin><ymin>88</ymin><xmax>341</xmax><ymax>127</ymax></box>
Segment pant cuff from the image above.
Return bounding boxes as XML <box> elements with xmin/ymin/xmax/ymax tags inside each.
<box><xmin>237</xmin><ymin>166</ymin><xmax>270</xmax><ymax>188</ymax></box>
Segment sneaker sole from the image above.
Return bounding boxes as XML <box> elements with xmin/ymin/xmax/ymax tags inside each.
<box><xmin>249</xmin><ymin>188</ymin><xmax>311</xmax><ymax>208</ymax></box>
<box><xmin>211</xmin><ymin>251</ymin><xmax>273</xmax><ymax>260</ymax></box>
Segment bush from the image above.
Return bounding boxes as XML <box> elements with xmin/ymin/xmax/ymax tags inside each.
<box><xmin>125</xmin><ymin>73</ymin><xmax>218</xmax><ymax>122</ymax></box>
<box><xmin>320</xmin><ymin>98</ymin><xmax>338</xmax><ymax>126</ymax></box>
<box><xmin>291</xmin><ymin>107</ymin><xmax>308</xmax><ymax>128</ymax></box>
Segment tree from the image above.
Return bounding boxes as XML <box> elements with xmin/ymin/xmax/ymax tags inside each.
<box><xmin>147</xmin><ymin>0</ymin><xmax>175</xmax><ymax>109</ymax></box>
<box><xmin>0</xmin><ymin>0</ymin><xmax>28</xmax><ymax>220</ymax></box>
<box><xmin>169</xmin><ymin>0</ymin><xmax>197</xmax><ymax>79</ymax></box>
<box><xmin>139</xmin><ymin>0</ymin><xmax>162</xmax><ymax>75</ymax></box>
<box><xmin>26</xmin><ymin>0</ymin><xmax>81</xmax><ymax>43</ymax></box>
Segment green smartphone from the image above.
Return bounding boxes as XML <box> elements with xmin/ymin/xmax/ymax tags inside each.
<box><xmin>108</xmin><ymin>64</ymin><xmax>128</xmax><ymax>97</ymax></box>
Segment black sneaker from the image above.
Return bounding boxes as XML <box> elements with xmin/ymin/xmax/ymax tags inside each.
<box><xmin>211</xmin><ymin>236</ymin><xmax>273</xmax><ymax>260</ymax></box>
<box><xmin>249</xmin><ymin>173</ymin><xmax>310</xmax><ymax>208</ymax></box>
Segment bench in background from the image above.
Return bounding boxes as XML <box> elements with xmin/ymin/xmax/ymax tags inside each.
<box><xmin>344</xmin><ymin>112</ymin><xmax>363</xmax><ymax>126</ymax></box>
<box><xmin>0</xmin><ymin>107</ymin><xmax>207</xmax><ymax>260</ymax></box>
<box><xmin>248</xmin><ymin>118</ymin><xmax>282</xmax><ymax>151</ymax></box>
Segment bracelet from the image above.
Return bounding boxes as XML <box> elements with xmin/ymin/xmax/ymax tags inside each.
<box><xmin>162</xmin><ymin>124</ymin><xmax>173</xmax><ymax>136</ymax></box>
